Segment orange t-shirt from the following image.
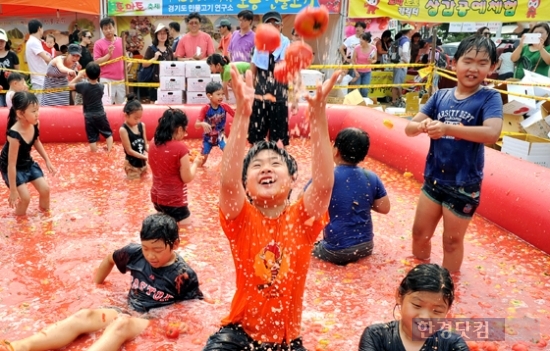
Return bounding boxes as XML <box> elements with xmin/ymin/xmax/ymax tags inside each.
<box><xmin>219</xmin><ymin>197</ymin><xmax>328</xmax><ymax>344</ymax></box>
<box><xmin>175</xmin><ymin>31</ymin><xmax>214</xmax><ymax>59</ymax></box>
<box><xmin>218</xmin><ymin>33</ymin><xmax>231</xmax><ymax>57</ymax></box>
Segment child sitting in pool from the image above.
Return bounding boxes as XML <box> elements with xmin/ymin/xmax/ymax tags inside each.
<box><xmin>359</xmin><ymin>263</ymin><xmax>468</xmax><ymax>351</ymax></box>
<box><xmin>0</xmin><ymin>92</ymin><xmax>56</xmax><ymax>216</ymax></box>
<box><xmin>0</xmin><ymin>213</ymin><xmax>203</xmax><ymax>351</ymax></box>
<box><xmin>119</xmin><ymin>93</ymin><xmax>148</xmax><ymax>180</ymax></box>
<box><xmin>195</xmin><ymin>81</ymin><xmax>234</xmax><ymax>167</ymax></box>
<box><xmin>202</xmin><ymin>65</ymin><xmax>339</xmax><ymax>350</ymax></box>
<box><xmin>148</xmin><ymin>108</ymin><xmax>204</xmax><ymax>225</ymax></box>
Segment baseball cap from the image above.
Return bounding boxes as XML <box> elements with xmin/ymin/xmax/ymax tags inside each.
<box><xmin>262</xmin><ymin>11</ymin><xmax>282</xmax><ymax>24</ymax></box>
<box><xmin>0</xmin><ymin>28</ymin><xmax>7</xmax><ymax>41</ymax></box>
<box><xmin>218</xmin><ymin>19</ymin><xmax>231</xmax><ymax>28</ymax></box>
<box><xmin>68</xmin><ymin>43</ymin><xmax>82</xmax><ymax>56</ymax></box>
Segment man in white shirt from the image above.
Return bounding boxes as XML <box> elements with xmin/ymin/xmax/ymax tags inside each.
<box><xmin>25</xmin><ymin>19</ymin><xmax>51</xmax><ymax>100</ymax></box>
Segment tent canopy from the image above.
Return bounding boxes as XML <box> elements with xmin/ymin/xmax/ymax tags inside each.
<box><xmin>0</xmin><ymin>0</ymin><xmax>100</xmax><ymax>16</ymax></box>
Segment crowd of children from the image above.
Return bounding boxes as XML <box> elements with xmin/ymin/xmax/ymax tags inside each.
<box><xmin>0</xmin><ymin>32</ymin><xmax>507</xmax><ymax>351</ymax></box>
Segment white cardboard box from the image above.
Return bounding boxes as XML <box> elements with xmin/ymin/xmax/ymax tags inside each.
<box><xmin>187</xmin><ymin>77</ymin><xmax>211</xmax><ymax>92</ymax></box>
<box><xmin>160</xmin><ymin>77</ymin><xmax>185</xmax><ymax>91</ymax></box>
<box><xmin>501</xmin><ymin>134</ymin><xmax>550</xmax><ymax>168</ymax></box>
<box><xmin>301</xmin><ymin>70</ymin><xmax>324</xmax><ymax>88</ymax></box>
<box><xmin>159</xmin><ymin>61</ymin><xmax>186</xmax><ymax>77</ymax></box>
<box><xmin>211</xmin><ymin>74</ymin><xmax>222</xmax><ymax>83</ymax></box>
<box><xmin>521</xmin><ymin>111</ymin><xmax>550</xmax><ymax>139</ymax></box>
<box><xmin>186</xmin><ymin>91</ymin><xmax>210</xmax><ymax>104</ymax></box>
<box><xmin>184</xmin><ymin>61</ymin><xmax>211</xmax><ymax>78</ymax></box>
<box><xmin>156</xmin><ymin>90</ymin><xmax>183</xmax><ymax>105</ymax></box>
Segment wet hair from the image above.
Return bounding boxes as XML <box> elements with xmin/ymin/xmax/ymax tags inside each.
<box><xmin>169</xmin><ymin>22</ymin><xmax>180</xmax><ymax>32</ymax></box>
<box><xmin>454</xmin><ymin>34</ymin><xmax>497</xmax><ymax>65</ymax></box>
<box><xmin>206</xmin><ymin>53</ymin><xmax>230</xmax><ymax>68</ymax></box>
<box><xmin>242</xmin><ymin>140</ymin><xmax>298</xmax><ymax>188</ymax></box>
<box><xmin>361</xmin><ymin>32</ymin><xmax>372</xmax><ymax>43</ymax></box>
<box><xmin>7</xmin><ymin>92</ymin><xmax>39</xmax><ymax>132</ymax></box>
<box><xmin>334</xmin><ymin>128</ymin><xmax>370</xmax><ymax>164</ymax></box>
<box><xmin>186</xmin><ymin>12</ymin><xmax>201</xmax><ymax>23</ymax></box>
<box><xmin>140</xmin><ymin>213</ymin><xmax>179</xmax><ymax>249</ymax></box>
<box><xmin>154</xmin><ymin>108</ymin><xmax>188</xmax><ymax>146</ymax></box>
<box><xmin>530</xmin><ymin>23</ymin><xmax>550</xmax><ymax>46</ymax></box>
<box><xmin>238</xmin><ymin>10</ymin><xmax>254</xmax><ymax>21</ymax></box>
<box><xmin>28</xmin><ymin>19</ymin><xmax>42</xmax><ymax>35</ymax></box>
<box><xmin>100</xmin><ymin>17</ymin><xmax>115</xmax><ymax>29</ymax></box>
<box><xmin>355</xmin><ymin>22</ymin><xmax>366</xmax><ymax>29</ymax></box>
<box><xmin>85</xmin><ymin>62</ymin><xmax>101</xmax><ymax>80</ymax></box>
<box><xmin>398</xmin><ymin>263</ymin><xmax>455</xmax><ymax>308</ymax></box>
<box><xmin>7</xmin><ymin>72</ymin><xmax>25</xmax><ymax>85</ymax></box>
<box><xmin>206</xmin><ymin>81</ymin><xmax>223</xmax><ymax>95</ymax></box>
<box><xmin>123</xmin><ymin>93</ymin><xmax>143</xmax><ymax>115</ymax></box>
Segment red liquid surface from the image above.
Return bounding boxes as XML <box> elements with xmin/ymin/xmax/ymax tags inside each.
<box><xmin>0</xmin><ymin>139</ymin><xmax>549</xmax><ymax>350</ymax></box>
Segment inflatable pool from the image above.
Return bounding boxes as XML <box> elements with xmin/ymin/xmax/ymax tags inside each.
<box><xmin>0</xmin><ymin>104</ymin><xmax>549</xmax><ymax>254</ymax></box>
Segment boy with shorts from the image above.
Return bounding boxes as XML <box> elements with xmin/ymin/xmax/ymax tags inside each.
<box><xmin>69</xmin><ymin>62</ymin><xmax>114</xmax><ymax>152</ymax></box>
<box><xmin>195</xmin><ymin>81</ymin><xmax>234</xmax><ymax>167</ymax></box>
<box><xmin>405</xmin><ymin>35</ymin><xmax>503</xmax><ymax>272</ymax></box>
<box><xmin>0</xmin><ymin>213</ymin><xmax>203</xmax><ymax>351</ymax></box>
<box><xmin>5</xmin><ymin>73</ymin><xmax>28</xmax><ymax>109</ymax></box>
<box><xmin>202</xmin><ymin>65</ymin><xmax>339</xmax><ymax>350</ymax></box>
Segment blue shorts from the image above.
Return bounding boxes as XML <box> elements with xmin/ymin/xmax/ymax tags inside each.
<box><xmin>202</xmin><ymin>138</ymin><xmax>226</xmax><ymax>155</ymax></box>
<box><xmin>1</xmin><ymin>162</ymin><xmax>44</xmax><ymax>187</ymax></box>
<box><xmin>393</xmin><ymin>67</ymin><xmax>407</xmax><ymax>84</ymax></box>
<box><xmin>422</xmin><ymin>180</ymin><xmax>481</xmax><ymax>219</ymax></box>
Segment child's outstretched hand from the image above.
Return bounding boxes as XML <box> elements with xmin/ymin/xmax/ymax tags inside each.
<box><xmin>230</xmin><ymin>64</ymin><xmax>254</xmax><ymax>117</ymax></box>
<box><xmin>305</xmin><ymin>70</ymin><xmax>341</xmax><ymax>110</ymax></box>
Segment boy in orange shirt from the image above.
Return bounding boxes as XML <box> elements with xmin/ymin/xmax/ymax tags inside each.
<box><xmin>202</xmin><ymin>66</ymin><xmax>339</xmax><ymax>350</ymax></box>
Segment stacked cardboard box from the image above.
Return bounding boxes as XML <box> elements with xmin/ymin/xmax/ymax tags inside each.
<box><xmin>157</xmin><ymin>61</ymin><xmax>186</xmax><ymax>104</ymax></box>
<box><xmin>184</xmin><ymin>61</ymin><xmax>211</xmax><ymax>105</ymax></box>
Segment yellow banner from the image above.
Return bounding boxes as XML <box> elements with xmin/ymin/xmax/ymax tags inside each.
<box><xmin>368</xmin><ymin>71</ymin><xmax>416</xmax><ymax>98</ymax></box>
<box><xmin>349</xmin><ymin>0</ymin><xmax>548</xmax><ymax>23</ymax></box>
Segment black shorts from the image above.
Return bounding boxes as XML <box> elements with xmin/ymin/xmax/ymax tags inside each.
<box><xmin>153</xmin><ymin>203</ymin><xmax>190</xmax><ymax>222</ymax></box>
<box><xmin>1</xmin><ymin>162</ymin><xmax>44</xmax><ymax>187</ymax></box>
<box><xmin>247</xmin><ymin>100</ymin><xmax>289</xmax><ymax>146</ymax></box>
<box><xmin>422</xmin><ymin>180</ymin><xmax>481</xmax><ymax>219</ymax></box>
<box><xmin>203</xmin><ymin>324</ymin><xmax>306</xmax><ymax>351</ymax></box>
<box><xmin>85</xmin><ymin>114</ymin><xmax>113</xmax><ymax>143</ymax></box>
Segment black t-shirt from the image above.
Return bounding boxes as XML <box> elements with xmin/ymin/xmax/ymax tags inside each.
<box><xmin>0</xmin><ymin>51</ymin><xmax>20</xmax><ymax>92</ymax></box>
<box><xmin>122</xmin><ymin>123</ymin><xmax>146</xmax><ymax>168</ymax></box>
<box><xmin>79</xmin><ymin>46</ymin><xmax>94</xmax><ymax>70</ymax></box>
<box><xmin>0</xmin><ymin>125</ymin><xmax>39</xmax><ymax>173</ymax></box>
<box><xmin>112</xmin><ymin>243</ymin><xmax>203</xmax><ymax>312</ymax></box>
<box><xmin>75</xmin><ymin>81</ymin><xmax>106</xmax><ymax>118</ymax></box>
<box><xmin>143</xmin><ymin>45</ymin><xmax>175</xmax><ymax>82</ymax></box>
<box><xmin>254</xmin><ymin>52</ymin><xmax>288</xmax><ymax>102</ymax></box>
<box><xmin>359</xmin><ymin>321</ymin><xmax>469</xmax><ymax>351</ymax></box>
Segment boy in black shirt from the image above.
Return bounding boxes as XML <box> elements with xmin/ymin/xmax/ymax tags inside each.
<box><xmin>69</xmin><ymin>62</ymin><xmax>113</xmax><ymax>152</ymax></box>
<box><xmin>1</xmin><ymin>213</ymin><xmax>202</xmax><ymax>351</ymax></box>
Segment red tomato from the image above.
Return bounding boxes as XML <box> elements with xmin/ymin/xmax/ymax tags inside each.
<box><xmin>466</xmin><ymin>341</ymin><xmax>480</xmax><ymax>351</ymax></box>
<box><xmin>284</xmin><ymin>41</ymin><xmax>313</xmax><ymax>72</ymax></box>
<box><xmin>165</xmin><ymin>323</ymin><xmax>181</xmax><ymax>338</ymax></box>
<box><xmin>274</xmin><ymin>62</ymin><xmax>291</xmax><ymax>84</ymax></box>
<box><xmin>484</xmin><ymin>342</ymin><xmax>498</xmax><ymax>351</ymax></box>
<box><xmin>254</xmin><ymin>24</ymin><xmax>281</xmax><ymax>52</ymax></box>
<box><xmin>294</xmin><ymin>6</ymin><xmax>329</xmax><ymax>39</ymax></box>
<box><xmin>512</xmin><ymin>343</ymin><xmax>529</xmax><ymax>351</ymax></box>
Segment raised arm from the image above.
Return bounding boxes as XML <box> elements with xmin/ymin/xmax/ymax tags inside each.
<box><xmin>219</xmin><ymin>65</ymin><xmax>255</xmax><ymax>220</ymax></box>
<box><xmin>302</xmin><ymin>71</ymin><xmax>340</xmax><ymax>219</ymax></box>
<box><xmin>94</xmin><ymin>252</ymin><xmax>115</xmax><ymax>284</ymax></box>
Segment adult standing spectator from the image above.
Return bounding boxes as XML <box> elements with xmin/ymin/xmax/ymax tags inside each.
<box><xmin>391</xmin><ymin>24</ymin><xmax>414</xmax><ymax>108</ymax></box>
<box><xmin>0</xmin><ymin>28</ymin><xmax>20</xmax><ymax>107</ymax></box>
<box><xmin>168</xmin><ymin>22</ymin><xmax>181</xmax><ymax>52</ymax></box>
<box><xmin>217</xmin><ymin>19</ymin><xmax>232</xmax><ymax>57</ymax></box>
<box><xmin>142</xmin><ymin>24</ymin><xmax>175</xmax><ymax>103</ymax></box>
<box><xmin>227</xmin><ymin>10</ymin><xmax>255</xmax><ymax>63</ymax></box>
<box><xmin>42</xmin><ymin>44</ymin><xmax>81</xmax><ymax>106</ymax></box>
<box><xmin>94</xmin><ymin>17</ymin><xmax>125</xmax><ymax>104</ymax></box>
<box><xmin>376</xmin><ymin>30</ymin><xmax>393</xmax><ymax>65</ymax></box>
<box><xmin>25</xmin><ymin>19</ymin><xmax>51</xmax><ymax>99</ymax></box>
<box><xmin>512</xmin><ymin>23</ymin><xmax>550</xmax><ymax>79</ymax></box>
<box><xmin>175</xmin><ymin>12</ymin><xmax>215</xmax><ymax>61</ymax></box>
<box><xmin>339</xmin><ymin>22</ymin><xmax>366</xmax><ymax>64</ymax></box>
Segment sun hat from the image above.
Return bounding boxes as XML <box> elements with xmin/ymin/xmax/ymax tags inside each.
<box><xmin>154</xmin><ymin>23</ymin><xmax>168</xmax><ymax>33</ymax></box>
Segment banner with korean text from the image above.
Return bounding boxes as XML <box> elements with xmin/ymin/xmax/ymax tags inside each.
<box><xmin>348</xmin><ymin>0</ymin><xmax>549</xmax><ymax>23</ymax></box>
<box><xmin>108</xmin><ymin>0</ymin><xmax>341</xmax><ymax>16</ymax></box>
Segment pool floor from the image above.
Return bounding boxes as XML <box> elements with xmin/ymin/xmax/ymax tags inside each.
<box><xmin>0</xmin><ymin>139</ymin><xmax>549</xmax><ymax>350</ymax></box>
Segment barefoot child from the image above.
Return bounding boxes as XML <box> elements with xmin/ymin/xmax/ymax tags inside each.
<box><xmin>195</xmin><ymin>81</ymin><xmax>234</xmax><ymax>167</ymax></box>
<box><xmin>404</xmin><ymin>35</ymin><xmax>502</xmax><ymax>272</ymax></box>
<box><xmin>358</xmin><ymin>263</ymin><xmax>469</xmax><ymax>351</ymax></box>
<box><xmin>69</xmin><ymin>62</ymin><xmax>114</xmax><ymax>152</ymax></box>
<box><xmin>0</xmin><ymin>92</ymin><xmax>55</xmax><ymax>216</ymax></box>
<box><xmin>119</xmin><ymin>93</ymin><xmax>147</xmax><ymax>179</ymax></box>
<box><xmin>148</xmin><ymin>108</ymin><xmax>203</xmax><ymax>225</ymax></box>
<box><xmin>0</xmin><ymin>213</ymin><xmax>203</xmax><ymax>351</ymax></box>
<box><xmin>202</xmin><ymin>65</ymin><xmax>339</xmax><ymax>350</ymax></box>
